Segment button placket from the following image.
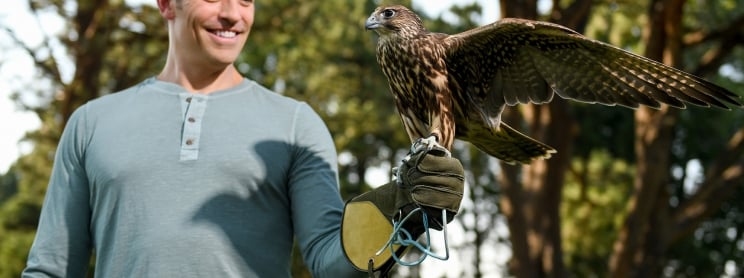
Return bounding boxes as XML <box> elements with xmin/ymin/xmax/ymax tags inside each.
<box><xmin>179</xmin><ymin>93</ymin><xmax>207</xmax><ymax>161</ymax></box>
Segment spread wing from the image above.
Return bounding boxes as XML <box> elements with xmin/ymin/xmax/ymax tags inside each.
<box><xmin>443</xmin><ymin>18</ymin><xmax>742</xmax><ymax>115</ymax></box>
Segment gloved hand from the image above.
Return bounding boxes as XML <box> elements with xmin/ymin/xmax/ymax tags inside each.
<box><xmin>394</xmin><ymin>144</ymin><xmax>464</xmax><ymax>231</ymax></box>
<box><xmin>341</xmin><ymin>143</ymin><xmax>464</xmax><ymax>273</ymax></box>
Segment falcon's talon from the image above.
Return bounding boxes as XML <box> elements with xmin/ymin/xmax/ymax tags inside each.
<box><xmin>412</xmin><ymin>136</ymin><xmax>434</xmax><ymax>152</ymax></box>
<box><xmin>406</xmin><ymin>136</ymin><xmax>452</xmax><ymax>160</ymax></box>
<box><xmin>392</xmin><ymin>166</ymin><xmax>402</xmax><ymax>186</ymax></box>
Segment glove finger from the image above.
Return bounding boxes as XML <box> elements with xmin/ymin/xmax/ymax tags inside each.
<box><xmin>411</xmin><ymin>184</ymin><xmax>463</xmax><ymax>212</ymax></box>
<box><xmin>411</xmin><ymin>154</ymin><xmax>464</xmax><ymax>176</ymax></box>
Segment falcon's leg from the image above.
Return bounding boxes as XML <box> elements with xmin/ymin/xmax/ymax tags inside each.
<box><xmin>411</xmin><ymin>135</ymin><xmax>451</xmax><ymax>158</ymax></box>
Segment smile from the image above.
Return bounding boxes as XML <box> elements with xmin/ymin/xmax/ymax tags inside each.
<box><xmin>210</xmin><ymin>30</ymin><xmax>238</xmax><ymax>38</ymax></box>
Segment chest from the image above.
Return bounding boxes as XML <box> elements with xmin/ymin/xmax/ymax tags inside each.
<box><xmin>377</xmin><ymin>40</ymin><xmax>452</xmax><ymax>103</ymax></box>
<box><xmin>83</xmin><ymin>97</ymin><xmax>294</xmax><ymax>199</ymax></box>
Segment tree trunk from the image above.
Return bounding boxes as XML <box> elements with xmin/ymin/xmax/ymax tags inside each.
<box><xmin>608</xmin><ymin>0</ymin><xmax>683</xmax><ymax>276</ymax></box>
<box><xmin>497</xmin><ymin>0</ymin><xmax>591</xmax><ymax>276</ymax></box>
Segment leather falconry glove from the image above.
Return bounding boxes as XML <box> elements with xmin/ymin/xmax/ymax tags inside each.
<box><xmin>341</xmin><ymin>143</ymin><xmax>464</xmax><ymax>276</ymax></box>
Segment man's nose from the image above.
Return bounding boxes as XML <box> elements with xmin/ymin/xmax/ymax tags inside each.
<box><xmin>218</xmin><ymin>0</ymin><xmax>241</xmax><ymax>25</ymax></box>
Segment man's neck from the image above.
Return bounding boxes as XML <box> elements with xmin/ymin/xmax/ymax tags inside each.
<box><xmin>157</xmin><ymin>62</ymin><xmax>244</xmax><ymax>94</ymax></box>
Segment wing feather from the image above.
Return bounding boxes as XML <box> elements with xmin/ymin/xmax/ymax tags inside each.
<box><xmin>527</xmin><ymin>46</ymin><xmax>663</xmax><ymax>108</ymax></box>
<box><xmin>500</xmin><ymin>55</ymin><xmax>551</xmax><ymax>106</ymax></box>
<box><xmin>610</xmin><ymin>54</ymin><xmax>732</xmax><ymax>108</ymax></box>
<box><xmin>443</xmin><ymin>18</ymin><xmax>742</xmax><ymax>115</ymax></box>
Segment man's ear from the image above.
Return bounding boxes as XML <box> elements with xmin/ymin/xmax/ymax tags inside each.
<box><xmin>157</xmin><ymin>0</ymin><xmax>176</xmax><ymax>20</ymax></box>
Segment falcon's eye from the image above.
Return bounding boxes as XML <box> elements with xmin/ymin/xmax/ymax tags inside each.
<box><xmin>382</xmin><ymin>9</ymin><xmax>396</xmax><ymax>18</ymax></box>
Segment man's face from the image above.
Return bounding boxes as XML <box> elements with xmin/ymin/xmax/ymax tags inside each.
<box><xmin>166</xmin><ymin>0</ymin><xmax>255</xmax><ymax>68</ymax></box>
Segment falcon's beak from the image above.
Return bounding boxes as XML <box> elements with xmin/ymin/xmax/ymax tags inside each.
<box><xmin>365</xmin><ymin>15</ymin><xmax>380</xmax><ymax>30</ymax></box>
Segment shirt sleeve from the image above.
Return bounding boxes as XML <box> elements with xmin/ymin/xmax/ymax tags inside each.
<box><xmin>23</xmin><ymin>106</ymin><xmax>93</xmax><ymax>277</ymax></box>
<box><xmin>287</xmin><ymin>103</ymin><xmax>365</xmax><ymax>277</ymax></box>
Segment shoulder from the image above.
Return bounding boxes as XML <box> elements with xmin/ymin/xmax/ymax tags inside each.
<box><xmin>81</xmin><ymin>79</ymin><xmax>158</xmax><ymax>115</ymax></box>
<box><xmin>235</xmin><ymin>79</ymin><xmax>324</xmax><ymax>124</ymax></box>
<box><xmin>240</xmin><ymin>81</ymin><xmax>332</xmax><ymax>142</ymax></box>
<box><xmin>240</xmin><ymin>79</ymin><xmax>306</xmax><ymax>109</ymax></box>
<box><xmin>65</xmin><ymin>80</ymin><xmax>150</xmax><ymax>124</ymax></box>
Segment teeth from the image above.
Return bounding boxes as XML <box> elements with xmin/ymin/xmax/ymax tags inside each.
<box><xmin>214</xmin><ymin>30</ymin><xmax>237</xmax><ymax>38</ymax></box>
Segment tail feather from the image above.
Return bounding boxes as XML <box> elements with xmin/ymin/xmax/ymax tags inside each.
<box><xmin>466</xmin><ymin>123</ymin><xmax>556</xmax><ymax>164</ymax></box>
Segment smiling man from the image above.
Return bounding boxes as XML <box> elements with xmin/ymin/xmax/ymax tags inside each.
<box><xmin>157</xmin><ymin>0</ymin><xmax>251</xmax><ymax>91</ymax></box>
<box><xmin>21</xmin><ymin>0</ymin><xmax>464</xmax><ymax>277</ymax></box>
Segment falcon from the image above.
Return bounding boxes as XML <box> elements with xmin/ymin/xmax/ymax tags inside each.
<box><xmin>365</xmin><ymin>5</ymin><xmax>742</xmax><ymax>164</ymax></box>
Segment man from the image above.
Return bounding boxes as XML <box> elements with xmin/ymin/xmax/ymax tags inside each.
<box><xmin>22</xmin><ymin>0</ymin><xmax>464</xmax><ymax>277</ymax></box>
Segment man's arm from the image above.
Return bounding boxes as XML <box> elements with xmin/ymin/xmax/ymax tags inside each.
<box><xmin>287</xmin><ymin>103</ymin><xmax>365</xmax><ymax>277</ymax></box>
<box><xmin>23</xmin><ymin>107</ymin><xmax>93</xmax><ymax>277</ymax></box>
<box><xmin>288</xmin><ymin>103</ymin><xmax>464</xmax><ymax>277</ymax></box>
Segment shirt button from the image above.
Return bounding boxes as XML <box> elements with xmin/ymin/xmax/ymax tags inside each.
<box><xmin>188</xmin><ymin>117</ymin><xmax>196</xmax><ymax>123</ymax></box>
<box><xmin>185</xmin><ymin>139</ymin><xmax>194</xmax><ymax>145</ymax></box>
<box><xmin>186</xmin><ymin>97</ymin><xmax>192</xmax><ymax>103</ymax></box>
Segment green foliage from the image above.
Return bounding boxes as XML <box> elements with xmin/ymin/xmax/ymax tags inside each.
<box><xmin>584</xmin><ymin>0</ymin><xmax>647</xmax><ymax>51</ymax></box>
<box><xmin>0</xmin><ymin>182</ymin><xmax>42</xmax><ymax>277</ymax></box>
<box><xmin>0</xmin><ymin>166</ymin><xmax>19</xmax><ymax>204</ymax></box>
<box><xmin>666</xmin><ymin>187</ymin><xmax>744</xmax><ymax>277</ymax></box>
<box><xmin>0</xmin><ymin>231</ymin><xmax>35</xmax><ymax>278</ymax></box>
<box><xmin>562</xmin><ymin>151</ymin><xmax>633</xmax><ymax>276</ymax></box>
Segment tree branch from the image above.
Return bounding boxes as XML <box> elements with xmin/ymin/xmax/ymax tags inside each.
<box><xmin>684</xmin><ymin>13</ymin><xmax>744</xmax><ymax>76</ymax></box>
<box><xmin>1</xmin><ymin>26</ymin><xmax>63</xmax><ymax>85</ymax></box>
<box><xmin>550</xmin><ymin>0</ymin><xmax>593</xmax><ymax>31</ymax></box>
<box><xmin>683</xmin><ymin>14</ymin><xmax>744</xmax><ymax>46</ymax></box>
<box><xmin>693</xmin><ymin>33</ymin><xmax>744</xmax><ymax>77</ymax></box>
<box><xmin>25</xmin><ymin>0</ymin><xmax>66</xmax><ymax>84</ymax></box>
<box><xmin>671</xmin><ymin>128</ymin><xmax>744</xmax><ymax>243</ymax></box>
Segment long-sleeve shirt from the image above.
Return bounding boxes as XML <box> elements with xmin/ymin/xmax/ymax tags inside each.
<box><xmin>23</xmin><ymin>78</ymin><xmax>363</xmax><ymax>277</ymax></box>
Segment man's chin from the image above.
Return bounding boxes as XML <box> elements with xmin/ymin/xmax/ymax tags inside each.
<box><xmin>206</xmin><ymin>53</ymin><xmax>242</xmax><ymax>68</ymax></box>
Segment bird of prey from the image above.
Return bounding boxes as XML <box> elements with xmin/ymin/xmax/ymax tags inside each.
<box><xmin>365</xmin><ymin>5</ymin><xmax>742</xmax><ymax>164</ymax></box>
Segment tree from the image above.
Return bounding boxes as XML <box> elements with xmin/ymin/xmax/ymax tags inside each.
<box><xmin>0</xmin><ymin>0</ymin><xmax>169</xmax><ymax>275</ymax></box>
<box><xmin>495</xmin><ymin>0</ymin><xmax>744</xmax><ymax>277</ymax></box>
<box><xmin>497</xmin><ymin>0</ymin><xmax>591</xmax><ymax>276</ymax></box>
<box><xmin>610</xmin><ymin>0</ymin><xmax>744</xmax><ymax>276</ymax></box>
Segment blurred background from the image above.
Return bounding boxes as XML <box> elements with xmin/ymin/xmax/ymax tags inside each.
<box><xmin>1</xmin><ymin>0</ymin><xmax>743</xmax><ymax>277</ymax></box>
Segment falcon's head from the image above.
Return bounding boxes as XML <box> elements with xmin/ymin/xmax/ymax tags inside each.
<box><xmin>365</xmin><ymin>5</ymin><xmax>425</xmax><ymax>38</ymax></box>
